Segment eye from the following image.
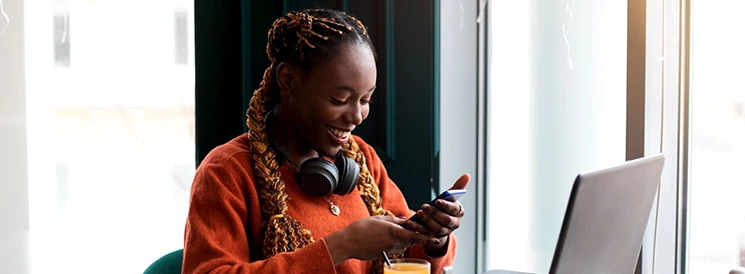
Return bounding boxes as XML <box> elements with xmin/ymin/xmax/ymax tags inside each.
<box><xmin>361</xmin><ymin>98</ymin><xmax>373</xmax><ymax>105</ymax></box>
<box><xmin>329</xmin><ymin>96</ymin><xmax>346</xmax><ymax>105</ymax></box>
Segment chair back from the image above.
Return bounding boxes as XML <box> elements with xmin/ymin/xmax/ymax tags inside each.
<box><xmin>143</xmin><ymin>249</ymin><xmax>183</xmax><ymax>274</ymax></box>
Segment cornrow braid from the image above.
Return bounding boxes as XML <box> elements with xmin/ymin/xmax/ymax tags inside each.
<box><xmin>267</xmin><ymin>10</ymin><xmax>355</xmax><ymax>62</ymax></box>
<box><xmin>302</xmin><ymin>8</ymin><xmax>369</xmax><ymax>39</ymax></box>
<box><xmin>246</xmin><ymin>8</ymin><xmax>390</xmax><ymax>273</ymax></box>
<box><xmin>356</xmin><ymin>19</ymin><xmax>368</xmax><ymax>37</ymax></box>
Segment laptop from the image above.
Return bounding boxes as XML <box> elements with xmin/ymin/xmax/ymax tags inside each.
<box><xmin>484</xmin><ymin>154</ymin><xmax>665</xmax><ymax>274</ymax></box>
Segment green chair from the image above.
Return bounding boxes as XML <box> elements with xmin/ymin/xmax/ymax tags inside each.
<box><xmin>143</xmin><ymin>249</ymin><xmax>183</xmax><ymax>274</ymax></box>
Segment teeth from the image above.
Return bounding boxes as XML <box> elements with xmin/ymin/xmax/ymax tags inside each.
<box><xmin>327</xmin><ymin>125</ymin><xmax>350</xmax><ymax>138</ymax></box>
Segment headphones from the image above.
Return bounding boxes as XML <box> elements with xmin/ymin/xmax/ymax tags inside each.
<box><xmin>295</xmin><ymin>150</ymin><xmax>360</xmax><ymax>196</ymax></box>
<box><xmin>264</xmin><ymin>110</ymin><xmax>361</xmax><ymax>196</ymax></box>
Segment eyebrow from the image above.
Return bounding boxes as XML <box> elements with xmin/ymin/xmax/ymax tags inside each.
<box><xmin>334</xmin><ymin>85</ymin><xmax>377</xmax><ymax>93</ymax></box>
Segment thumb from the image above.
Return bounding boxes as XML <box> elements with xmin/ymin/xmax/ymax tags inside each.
<box><xmin>450</xmin><ymin>173</ymin><xmax>471</xmax><ymax>190</ymax></box>
<box><xmin>375</xmin><ymin>215</ymin><xmax>408</xmax><ymax>225</ymax></box>
<box><xmin>373</xmin><ymin>215</ymin><xmax>406</xmax><ymax>225</ymax></box>
<box><xmin>390</xmin><ymin>215</ymin><xmax>410</xmax><ymax>225</ymax></box>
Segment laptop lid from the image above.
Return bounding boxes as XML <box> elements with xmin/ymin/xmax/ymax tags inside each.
<box><xmin>548</xmin><ymin>154</ymin><xmax>665</xmax><ymax>274</ymax></box>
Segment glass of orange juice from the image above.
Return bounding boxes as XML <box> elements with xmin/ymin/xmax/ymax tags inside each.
<box><xmin>384</xmin><ymin>258</ymin><xmax>431</xmax><ymax>274</ymax></box>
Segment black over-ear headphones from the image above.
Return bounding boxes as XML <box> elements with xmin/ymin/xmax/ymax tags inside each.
<box><xmin>264</xmin><ymin>110</ymin><xmax>360</xmax><ymax>196</ymax></box>
<box><xmin>296</xmin><ymin>150</ymin><xmax>360</xmax><ymax>196</ymax></box>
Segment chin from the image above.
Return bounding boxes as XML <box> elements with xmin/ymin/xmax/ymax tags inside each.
<box><xmin>317</xmin><ymin>145</ymin><xmax>342</xmax><ymax>158</ymax></box>
<box><xmin>311</xmin><ymin>125</ymin><xmax>348</xmax><ymax>158</ymax></box>
<box><xmin>306</xmin><ymin>135</ymin><xmax>340</xmax><ymax>158</ymax></box>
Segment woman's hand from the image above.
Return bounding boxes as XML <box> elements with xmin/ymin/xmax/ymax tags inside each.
<box><xmin>404</xmin><ymin>173</ymin><xmax>469</xmax><ymax>256</ymax></box>
<box><xmin>324</xmin><ymin>215</ymin><xmax>441</xmax><ymax>266</ymax></box>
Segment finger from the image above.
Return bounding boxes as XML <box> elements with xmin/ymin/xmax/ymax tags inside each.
<box><xmin>390</xmin><ymin>224</ymin><xmax>440</xmax><ymax>246</ymax></box>
<box><xmin>403</xmin><ymin>219</ymin><xmax>436</xmax><ymax>237</ymax></box>
<box><xmin>408</xmin><ymin>231</ymin><xmax>440</xmax><ymax>246</ymax></box>
<box><xmin>423</xmin><ymin>204</ymin><xmax>460</xmax><ymax>230</ymax></box>
<box><xmin>433</xmin><ymin>199</ymin><xmax>464</xmax><ymax>217</ymax></box>
<box><xmin>449</xmin><ymin>173</ymin><xmax>470</xmax><ymax>190</ymax></box>
<box><xmin>391</xmin><ymin>216</ymin><xmax>409</xmax><ymax>225</ymax></box>
<box><xmin>376</xmin><ymin>215</ymin><xmax>408</xmax><ymax>225</ymax></box>
<box><xmin>415</xmin><ymin>207</ymin><xmax>451</xmax><ymax>237</ymax></box>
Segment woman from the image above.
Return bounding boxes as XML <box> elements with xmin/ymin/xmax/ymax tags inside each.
<box><xmin>183</xmin><ymin>8</ymin><xmax>468</xmax><ymax>274</ymax></box>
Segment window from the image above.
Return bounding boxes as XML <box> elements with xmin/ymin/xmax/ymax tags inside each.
<box><xmin>53</xmin><ymin>11</ymin><xmax>71</xmax><ymax>67</ymax></box>
<box><xmin>688</xmin><ymin>0</ymin><xmax>745</xmax><ymax>272</ymax></box>
<box><xmin>486</xmin><ymin>1</ymin><xmax>628</xmax><ymax>272</ymax></box>
<box><xmin>21</xmin><ymin>0</ymin><xmax>195</xmax><ymax>273</ymax></box>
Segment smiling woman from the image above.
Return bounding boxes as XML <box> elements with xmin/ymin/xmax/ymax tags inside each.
<box><xmin>183</xmin><ymin>8</ymin><xmax>466</xmax><ymax>274</ymax></box>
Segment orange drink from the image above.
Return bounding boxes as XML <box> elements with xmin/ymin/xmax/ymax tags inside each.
<box><xmin>383</xmin><ymin>258</ymin><xmax>430</xmax><ymax>274</ymax></box>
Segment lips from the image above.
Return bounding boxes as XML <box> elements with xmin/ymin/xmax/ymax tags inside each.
<box><xmin>325</xmin><ymin>125</ymin><xmax>352</xmax><ymax>145</ymax></box>
<box><xmin>326</xmin><ymin>125</ymin><xmax>351</xmax><ymax>139</ymax></box>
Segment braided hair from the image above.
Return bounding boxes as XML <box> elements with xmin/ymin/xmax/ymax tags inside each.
<box><xmin>245</xmin><ymin>8</ymin><xmax>398</xmax><ymax>273</ymax></box>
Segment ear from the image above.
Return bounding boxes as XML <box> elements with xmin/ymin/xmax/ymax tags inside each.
<box><xmin>276</xmin><ymin>62</ymin><xmax>300</xmax><ymax>97</ymax></box>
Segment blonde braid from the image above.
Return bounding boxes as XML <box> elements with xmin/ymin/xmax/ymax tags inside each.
<box><xmin>246</xmin><ymin>65</ymin><xmax>314</xmax><ymax>258</ymax></box>
<box><xmin>342</xmin><ymin>140</ymin><xmax>389</xmax><ymax>216</ymax></box>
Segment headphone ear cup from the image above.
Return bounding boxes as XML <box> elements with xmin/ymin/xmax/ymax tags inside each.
<box><xmin>334</xmin><ymin>156</ymin><xmax>360</xmax><ymax>195</ymax></box>
<box><xmin>298</xmin><ymin>158</ymin><xmax>339</xmax><ymax>196</ymax></box>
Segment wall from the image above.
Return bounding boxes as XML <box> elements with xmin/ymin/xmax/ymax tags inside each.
<box><xmin>0</xmin><ymin>0</ymin><xmax>30</xmax><ymax>272</ymax></box>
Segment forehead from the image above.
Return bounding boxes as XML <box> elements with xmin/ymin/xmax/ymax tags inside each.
<box><xmin>304</xmin><ymin>43</ymin><xmax>377</xmax><ymax>91</ymax></box>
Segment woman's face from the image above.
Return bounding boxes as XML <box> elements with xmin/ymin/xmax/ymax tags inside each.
<box><xmin>284</xmin><ymin>42</ymin><xmax>377</xmax><ymax>157</ymax></box>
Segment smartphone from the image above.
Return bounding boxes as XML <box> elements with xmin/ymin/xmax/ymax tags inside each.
<box><xmin>401</xmin><ymin>188</ymin><xmax>467</xmax><ymax>231</ymax></box>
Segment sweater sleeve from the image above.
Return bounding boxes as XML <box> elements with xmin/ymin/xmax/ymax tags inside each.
<box><xmin>182</xmin><ymin>158</ymin><xmax>337</xmax><ymax>274</ymax></box>
<box><xmin>353</xmin><ymin>136</ymin><xmax>457</xmax><ymax>274</ymax></box>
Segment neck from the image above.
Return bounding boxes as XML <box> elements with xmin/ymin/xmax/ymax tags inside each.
<box><xmin>269</xmin><ymin>106</ymin><xmax>318</xmax><ymax>165</ymax></box>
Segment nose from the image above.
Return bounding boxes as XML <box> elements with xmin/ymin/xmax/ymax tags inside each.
<box><xmin>343</xmin><ymin>103</ymin><xmax>364</xmax><ymax>126</ymax></box>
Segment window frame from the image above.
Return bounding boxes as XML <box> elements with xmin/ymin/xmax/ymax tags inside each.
<box><xmin>639</xmin><ymin>0</ymin><xmax>691</xmax><ymax>273</ymax></box>
<box><xmin>438</xmin><ymin>1</ymin><xmax>484</xmax><ymax>274</ymax></box>
<box><xmin>478</xmin><ymin>0</ymin><xmax>693</xmax><ymax>273</ymax></box>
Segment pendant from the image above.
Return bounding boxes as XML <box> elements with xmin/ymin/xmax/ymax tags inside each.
<box><xmin>329</xmin><ymin>203</ymin><xmax>341</xmax><ymax>216</ymax></box>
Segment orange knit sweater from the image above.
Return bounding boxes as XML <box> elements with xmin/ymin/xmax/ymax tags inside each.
<box><xmin>183</xmin><ymin>134</ymin><xmax>457</xmax><ymax>273</ymax></box>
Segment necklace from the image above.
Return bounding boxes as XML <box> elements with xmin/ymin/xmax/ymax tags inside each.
<box><xmin>284</xmin><ymin>157</ymin><xmax>341</xmax><ymax>216</ymax></box>
<box><xmin>322</xmin><ymin>195</ymin><xmax>341</xmax><ymax>216</ymax></box>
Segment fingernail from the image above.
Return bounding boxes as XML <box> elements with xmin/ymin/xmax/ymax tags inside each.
<box><xmin>432</xmin><ymin>239</ymin><xmax>441</xmax><ymax>245</ymax></box>
<box><xmin>436</xmin><ymin>200</ymin><xmax>444</xmax><ymax>206</ymax></box>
